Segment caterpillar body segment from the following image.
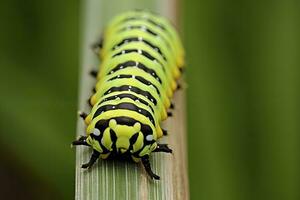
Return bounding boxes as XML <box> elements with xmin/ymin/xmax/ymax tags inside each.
<box><xmin>114</xmin><ymin>20</ymin><xmax>177</xmax><ymax>57</ymax></box>
<box><xmin>73</xmin><ymin>10</ymin><xmax>184</xmax><ymax>180</ymax></box>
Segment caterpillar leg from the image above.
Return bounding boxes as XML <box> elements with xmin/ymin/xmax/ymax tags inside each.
<box><xmin>87</xmin><ymin>97</ymin><xmax>93</xmax><ymax>107</ymax></box>
<box><xmin>81</xmin><ymin>150</ymin><xmax>100</xmax><ymax>169</ymax></box>
<box><xmin>170</xmin><ymin>102</ymin><xmax>175</xmax><ymax>109</ymax></box>
<box><xmin>91</xmin><ymin>37</ymin><xmax>103</xmax><ymax>54</ymax></box>
<box><xmin>162</xmin><ymin>129</ymin><xmax>168</xmax><ymax>136</ymax></box>
<box><xmin>179</xmin><ymin>67</ymin><xmax>185</xmax><ymax>74</ymax></box>
<box><xmin>92</xmin><ymin>87</ymin><xmax>96</xmax><ymax>93</ymax></box>
<box><xmin>90</xmin><ymin>70</ymin><xmax>98</xmax><ymax>78</ymax></box>
<box><xmin>153</xmin><ymin>144</ymin><xmax>172</xmax><ymax>153</ymax></box>
<box><xmin>141</xmin><ymin>155</ymin><xmax>160</xmax><ymax>180</ymax></box>
<box><xmin>72</xmin><ymin>135</ymin><xmax>89</xmax><ymax>146</ymax></box>
<box><xmin>78</xmin><ymin>111</ymin><xmax>88</xmax><ymax>120</ymax></box>
<box><xmin>167</xmin><ymin>111</ymin><xmax>173</xmax><ymax>117</ymax></box>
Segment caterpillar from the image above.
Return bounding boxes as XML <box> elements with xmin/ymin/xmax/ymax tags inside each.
<box><xmin>72</xmin><ymin>10</ymin><xmax>185</xmax><ymax>180</ymax></box>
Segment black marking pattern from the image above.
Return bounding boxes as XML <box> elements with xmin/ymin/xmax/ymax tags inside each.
<box><xmin>104</xmin><ymin>85</ymin><xmax>157</xmax><ymax>105</ymax></box>
<box><xmin>112</xmin><ymin>49</ymin><xmax>165</xmax><ymax>72</ymax></box>
<box><xmin>118</xmin><ymin>25</ymin><xmax>171</xmax><ymax>49</ymax></box>
<box><xmin>108</xmin><ymin>74</ymin><xmax>161</xmax><ymax>96</ymax></box>
<box><xmin>112</xmin><ymin>37</ymin><xmax>167</xmax><ymax>61</ymax></box>
<box><xmin>99</xmin><ymin>93</ymin><xmax>155</xmax><ymax>113</ymax></box>
<box><xmin>119</xmin><ymin>25</ymin><xmax>158</xmax><ymax>36</ymax></box>
<box><xmin>93</xmin><ymin>102</ymin><xmax>156</xmax><ymax>126</ymax></box>
<box><xmin>123</xmin><ymin>17</ymin><xmax>167</xmax><ymax>31</ymax></box>
<box><xmin>108</xmin><ymin>61</ymin><xmax>162</xmax><ymax>84</ymax></box>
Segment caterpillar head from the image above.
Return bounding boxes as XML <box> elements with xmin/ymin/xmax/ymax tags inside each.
<box><xmin>86</xmin><ymin>117</ymin><xmax>156</xmax><ymax>161</ymax></box>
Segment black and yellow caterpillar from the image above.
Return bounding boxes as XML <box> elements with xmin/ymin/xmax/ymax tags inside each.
<box><xmin>72</xmin><ymin>10</ymin><xmax>184</xmax><ymax>180</ymax></box>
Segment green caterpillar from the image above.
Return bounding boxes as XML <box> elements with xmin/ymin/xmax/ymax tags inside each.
<box><xmin>72</xmin><ymin>10</ymin><xmax>185</xmax><ymax>180</ymax></box>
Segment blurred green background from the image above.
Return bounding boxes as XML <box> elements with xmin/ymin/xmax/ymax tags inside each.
<box><xmin>0</xmin><ymin>0</ymin><xmax>299</xmax><ymax>199</ymax></box>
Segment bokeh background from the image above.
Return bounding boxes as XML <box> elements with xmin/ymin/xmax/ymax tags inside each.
<box><xmin>0</xmin><ymin>0</ymin><xmax>299</xmax><ymax>199</ymax></box>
